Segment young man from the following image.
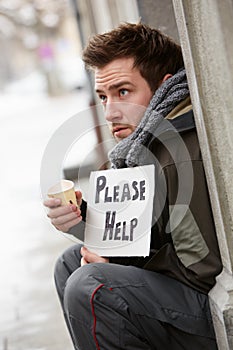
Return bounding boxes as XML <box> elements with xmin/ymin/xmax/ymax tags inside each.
<box><xmin>44</xmin><ymin>23</ymin><xmax>222</xmax><ymax>349</ymax></box>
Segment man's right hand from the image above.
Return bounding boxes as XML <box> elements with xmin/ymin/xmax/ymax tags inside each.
<box><xmin>44</xmin><ymin>190</ymin><xmax>83</xmax><ymax>232</ymax></box>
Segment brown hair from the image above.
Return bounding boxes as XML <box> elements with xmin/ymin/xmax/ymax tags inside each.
<box><xmin>82</xmin><ymin>22</ymin><xmax>184</xmax><ymax>92</ymax></box>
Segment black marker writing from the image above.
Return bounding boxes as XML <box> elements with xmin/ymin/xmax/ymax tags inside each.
<box><xmin>103</xmin><ymin>211</ymin><xmax>138</xmax><ymax>241</ymax></box>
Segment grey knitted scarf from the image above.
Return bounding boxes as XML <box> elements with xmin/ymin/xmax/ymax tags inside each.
<box><xmin>109</xmin><ymin>68</ymin><xmax>189</xmax><ymax>168</ymax></box>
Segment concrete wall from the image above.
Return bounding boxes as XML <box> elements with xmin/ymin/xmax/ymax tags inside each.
<box><xmin>137</xmin><ymin>0</ymin><xmax>179</xmax><ymax>42</ymax></box>
<box><xmin>172</xmin><ymin>1</ymin><xmax>233</xmax><ymax>348</ymax></box>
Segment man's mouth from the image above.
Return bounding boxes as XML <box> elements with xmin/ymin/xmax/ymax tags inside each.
<box><xmin>112</xmin><ymin>125</ymin><xmax>130</xmax><ymax>138</ymax></box>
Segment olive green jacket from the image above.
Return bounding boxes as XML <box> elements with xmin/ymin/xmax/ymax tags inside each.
<box><xmin>109</xmin><ymin>104</ymin><xmax>222</xmax><ymax>294</ymax></box>
<box><xmin>71</xmin><ymin>101</ymin><xmax>222</xmax><ymax>294</ymax></box>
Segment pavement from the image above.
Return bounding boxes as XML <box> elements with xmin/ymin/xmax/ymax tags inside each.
<box><xmin>0</xmin><ymin>90</ymin><xmax>91</xmax><ymax>350</ymax></box>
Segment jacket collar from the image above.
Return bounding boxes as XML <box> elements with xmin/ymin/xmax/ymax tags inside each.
<box><xmin>146</xmin><ymin>109</ymin><xmax>196</xmax><ymax>149</ymax></box>
<box><xmin>169</xmin><ymin>109</ymin><xmax>195</xmax><ymax>133</ymax></box>
<box><xmin>166</xmin><ymin>96</ymin><xmax>192</xmax><ymax>120</ymax></box>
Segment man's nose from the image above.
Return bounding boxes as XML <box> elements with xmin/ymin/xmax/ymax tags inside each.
<box><xmin>105</xmin><ymin>102</ymin><xmax>122</xmax><ymax>122</ymax></box>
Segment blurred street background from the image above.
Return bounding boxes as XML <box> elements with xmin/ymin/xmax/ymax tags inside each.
<box><xmin>0</xmin><ymin>0</ymin><xmax>178</xmax><ymax>349</ymax></box>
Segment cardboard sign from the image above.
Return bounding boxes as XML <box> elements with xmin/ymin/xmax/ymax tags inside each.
<box><xmin>84</xmin><ymin>164</ymin><xmax>155</xmax><ymax>257</ymax></box>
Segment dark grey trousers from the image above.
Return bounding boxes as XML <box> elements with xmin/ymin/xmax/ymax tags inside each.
<box><xmin>54</xmin><ymin>244</ymin><xmax>218</xmax><ymax>350</ymax></box>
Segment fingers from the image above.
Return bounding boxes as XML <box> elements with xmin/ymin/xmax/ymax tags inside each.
<box><xmin>80</xmin><ymin>246</ymin><xmax>109</xmax><ymax>264</ymax></box>
<box><xmin>50</xmin><ymin>209</ymin><xmax>81</xmax><ymax>226</ymax></box>
<box><xmin>43</xmin><ymin>189</ymin><xmax>84</xmax><ymax>233</ymax></box>
<box><xmin>51</xmin><ymin>205</ymin><xmax>82</xmax><ymax>232</ymax></box>
<box><xmin>47</xmin><ymin>204</ymin><xmax>79</xmax><ymax>219</ymax></box>
<box><xmin>53</xmin><ymin>216</ymin><xmax>82</xmax><ymax>233</ymax></box>
<box><xmin>44</xmin><ymin>198</ymin><xmax>82</xmax><ymax>232</ymax></box>
<box><xmin>81</xmin><ymin>256</ymin><xmax>88</xmax><ymax>266</ymax></box>
<box><xmin>43</xmin><ymin>198</ymin><xmax>61</xmax><ymax>208</ymax></box>
<box><xmin>75</xmin><ymin>190</ymin><xmax>82</xmax><ymax>207</ymax></box>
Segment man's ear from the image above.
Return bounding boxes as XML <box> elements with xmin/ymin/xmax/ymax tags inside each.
<box><xmin>162</xmin><ymin>73</ymin><xmax>172</xmax><ymax>83</ymax></box>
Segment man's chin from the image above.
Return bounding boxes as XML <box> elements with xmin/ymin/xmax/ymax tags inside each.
<box><xmin>114</xmin><ymin>134</ymin><xmax>130</xmax><ymax>143</ymax></box>
<box><xmin>113</xmin><ymin>129</ymin><xmax>133</xmax><ymax>141</ymax></box>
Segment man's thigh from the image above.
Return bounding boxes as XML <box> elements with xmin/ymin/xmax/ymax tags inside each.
<box><xmin>64</xmin><ymin>262</ymin><xmax>217</xmax><ymax>349</ymax></box>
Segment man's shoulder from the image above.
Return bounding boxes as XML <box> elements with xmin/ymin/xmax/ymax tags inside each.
<box><xmin>148</xmin><ymin>109</ymin><xmax>202</xmax><ymax>168</ymax></box>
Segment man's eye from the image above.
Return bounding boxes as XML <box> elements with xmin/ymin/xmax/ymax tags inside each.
<box><xmin>119</xmin><ymin>89</ymin><xmax>128</xmax><ymax>97</ymax></box>
<box><xmin>99</xmin><ymin>95</ymin><xmax>107</xmax><ymax>103</ymax></box>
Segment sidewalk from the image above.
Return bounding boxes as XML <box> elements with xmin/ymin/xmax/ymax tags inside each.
<box><xmin>0</xmin><ymin>91</ymin><xmax>90</xmax><ymax>350</ymax></box>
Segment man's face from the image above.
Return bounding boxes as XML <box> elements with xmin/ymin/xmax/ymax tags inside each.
<box><xmin>95</xmin><ymin>57</ymin><xmax>153</xmax><ymax>142</ymax></box>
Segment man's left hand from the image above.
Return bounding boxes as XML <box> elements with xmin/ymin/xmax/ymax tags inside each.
<box><xmin>80</xmin><ymin>246</ymin><xmax>109</xmax><ymax>266</ymax></box>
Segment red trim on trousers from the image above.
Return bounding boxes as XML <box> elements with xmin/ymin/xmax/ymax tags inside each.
<box><xmin>91</xmin><ymin>283</ymin><xmax>104</xmax><ymax>350</ymax></box>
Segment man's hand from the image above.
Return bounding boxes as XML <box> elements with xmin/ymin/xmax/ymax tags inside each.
<box><xmin>80</xmin><ymin>246</ymin><xmax>109</xmax><ymax>266</ymax></box>
<box><xmin>44</xmin><ymin>190</ymin><xmax>83</xmax><ymax>232</ymax></box>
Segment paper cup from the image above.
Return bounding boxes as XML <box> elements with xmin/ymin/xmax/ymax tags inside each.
<box><xmin>47</xmin><ymin>180</ymin><xmax>78</xmax><ymax>206</ymax></box>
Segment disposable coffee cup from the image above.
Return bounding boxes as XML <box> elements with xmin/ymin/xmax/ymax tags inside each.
<box><xmin>47</xmin><ymin>179</ymin><xmax>78</xmax><ymax>206</ymax></box>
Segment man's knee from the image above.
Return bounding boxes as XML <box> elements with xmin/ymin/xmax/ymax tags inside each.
<box><xmin>63</xmin><ymin>264</ymin><xmax>106</xmax><ymax>322</ymax></box>
<box><xmin>54</xmin><ymin>244</ymin><xmax>82</xmax><ymax>301</ymax></box>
